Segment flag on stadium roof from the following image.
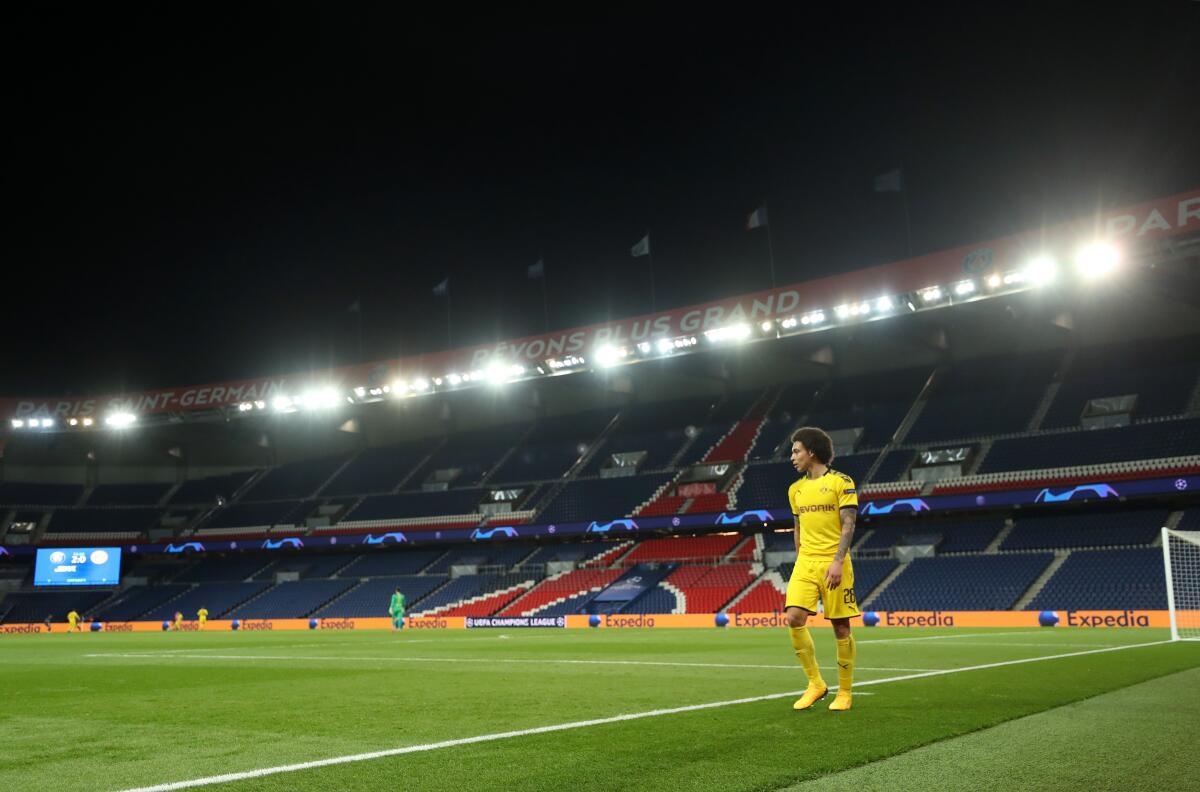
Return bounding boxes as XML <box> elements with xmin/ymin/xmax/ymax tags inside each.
<box><xmin>631</xmin><ymin>234</ymin><xmax>650</xmax><ymax>258</ymax></box>
<box><xmin>874</xmin><ymin>168</ymin><xmax>903</xmax><ymax>192</ymax></box>
<box><xmin>432</xmin><ymin>278</ymin><xmax>449</xmax><ymax>297</ymax></box>
<box><xmin>527</xmin><ymin>258</ymin><xmax>545</xmax><ymax>279</ymax></box>
<box><xmin>746</xmin><ymin>206</ymin><xmax>768</xmax><ymax>230</ymax></box>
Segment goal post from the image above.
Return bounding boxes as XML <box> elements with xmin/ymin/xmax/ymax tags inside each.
<box><xmin>1162</xmin><ymin>527</ymin><xmax>1200</xmax><ymax>641</ymax></box>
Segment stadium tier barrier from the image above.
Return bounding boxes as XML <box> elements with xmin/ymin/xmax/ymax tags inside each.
<box><xmin>0</xmin><ymin>609</ymin><xmax>1181</xmax><ymax>634</ymax></box>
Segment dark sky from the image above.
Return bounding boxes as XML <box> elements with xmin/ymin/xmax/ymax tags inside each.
<box><xmin>9</xmin><ymin>5</ymin><xmax>1199</xmax><ymax>395</ymax></box>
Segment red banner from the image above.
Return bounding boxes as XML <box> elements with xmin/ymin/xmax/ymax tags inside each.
<box><xmin>2</xmin><ymin>190</ymin><xmax>1196</xmax><ymax>422</ymax></box>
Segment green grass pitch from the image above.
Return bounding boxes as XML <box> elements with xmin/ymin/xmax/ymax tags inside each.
<box><xmin>2</xmin><ymin>627</ymin><xmax>1197</xmax><ymax>791</ymax></box>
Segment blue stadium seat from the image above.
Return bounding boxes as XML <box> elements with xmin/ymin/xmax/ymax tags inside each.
<box><xmin>316</xmin><ymin>575</ymin><xmax>450</xmax><ymax>617</ymax></box>
<box><xmin>0</xmin><ymin>482</ymin><xmax>84</xmax><ymax>506</ymax></box>
<box><xmin>1002</xmin><ymin>509</ymin><xmax>1168</xmax><ymax>551</ymax></box>
<box><xmin>321</xmin><ymin>441</ymin><xmax>432</xmax><ymax>496</ymax></box>
<box><xmin>1029</xmin><ymin>548</ymin><xmax>1167</xmax><ymax>610</ymax></box>
<box><xmin>144</xmin><ymin>581</ymin><xmax>271</xmax><ymax>619</ymax></box>
<box><xmin>169</xmin><ymin>471</ymin><xmax>257</xmax><ymax>505</ymax></box>
<box><xmin>980</xmin><ymin>420</ymin><xmax>1200</xmax><ymax>473</ymax></box>
<box><xmin>229</xmin><ymin>579</ymin><xmax>358</xmax><ymax>618</ymax></box>
<box><xmin>868</xmin><ymin>553</ymin><xmax>1053</xmax><ymax>610</ymax></box>
<box><xmin>537</xmin><ymin>473</ymin><xmax>674</xmax><ymax>524</ymax></box>
<box><xmin>94</xmin><ymin>584</ymin><xmax>192</xmax><ymax>621</ymax></box>
<box><xmin>87</xmin><ymin>483</ymin><xmax>172</xmax><ymax>506</ymax></box>
<box><xmin>243</xmin><ymin>455</ymin><xmax>351</xmax><ymax>502</ymax></box>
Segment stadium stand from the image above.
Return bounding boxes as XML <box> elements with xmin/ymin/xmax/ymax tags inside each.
<box><xmin>315</xmin><ymin>575</ymin><xmax>449</xmax><ymax>617</ymax></box>
<box><xmin>979</xmin><ymin>420</ymin><xmax>1200</xmax><ymax>473</ymax></box>
<box><xmin>1029</xmin><ymin>548</ymin><xmax>1167</xmax><ymax>610</ymax></box>
<box><xmin>868</xmin><ymin>554</ymin><xmax>1054</xmax><ymax>611</ymax></box>
<box><xmin>0</xmin><ymin>482</ymin><xmax>83</xmax><ymax>506</ymax></box>
<box><xmin>94</xmin><ymin>584</ymin><xmax>190</xmax><ymax>621</ymax></box>
<box><xmin>229</xmin><ymin>578</ymin><xmax>358</xmax><ymax>618</ymax></box>
<box><xmin>143</xmin><ymin>581</ymin><xmax>272</xmax><ymax>620</ymax></box>
<box><xmin>168</xmin><ymin>471</ymin><xmax>257</xmax><ymax>505</ymax></box>
<box><xmin>491</xmin><ymin>408</ymin><xmax>618</xmax><ymax>484</ymax></box>
<box><xmin>320</xmin><ymin>441</ymin><xmax>431</xmax><ymax>496</ymax></box>
<box><xmin>87</xmin><ymin>483</ymin><xmax>172</xmax><ymax>506</ymax></box>
<box><xmin>536</xmin><ymin>473</ymin><xmax>675</xmax><ymax>525</ymax></box>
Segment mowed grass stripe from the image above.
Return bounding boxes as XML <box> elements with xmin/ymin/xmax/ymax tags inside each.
<box><xmin>779</xmin><ymin>666</ymin><xmax>1200</xmax><ymax>792</ymax></box>
<box><xmin>112</xmin><ymin>639</ymin><xmax>1177</xmax><ymax>792</ymax></box>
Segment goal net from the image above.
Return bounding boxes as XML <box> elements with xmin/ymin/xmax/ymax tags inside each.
<box><xmin>1163</xmin><ymin>528</ymin><xmax>1200</xmax><ymax>641</ymax></box>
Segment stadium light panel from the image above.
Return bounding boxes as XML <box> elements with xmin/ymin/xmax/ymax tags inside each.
<box><xmin>272</xmin><ymin>396</ymin><xmax>294</xmax><ymax>412</ymax></box>
<box><xmin>68</xmin><ymin>418</ymin><xmax>79</xmax><ymax>426</ymax></box>
<box><xmin>955</xmin><ymin>280</ymin><xmax>976</xmax><ymax>296</ymax></box>
<box><xmin>412</xmin><ymin>379</ymin><xmax>431</xmax><ymax>392</ymax></box>
<box><xmin>1074</xmin><ymin>242</ymin><xmax>1120</xmax><ymax>279</ymax></box>
<box><xmin>780</xmin><ymin>316</ymin><xmax>798</xmax><ymax>329</ymax></box>
<box><xmin>876</xmin><ymin>296</ymin><xmax>894</xmax><ymax>312</ymax></box>
<box><xmin>1023</xmin><ymin>255</ymin><xmax>1057</xmax><ymax>286</ymax></box>
<box><xmin>657</xmin><ymin>338</ymin><xmax>674</xmax><ymax>354</ymax></box>
<box><xmin>920</xmin><ymin>287</ymin><xmax>943</xmax><ymax>303</ymax></box>
<box><xmin>834</xmin><ymin>304</ymin><xmax>851</xmax><ymax>319</ymax></box>
<box><xmin>987</xmin><ymin>274</ymin><xmax>1002</xmax><ymax>288</ymax></box>
<box><xmin>11</xmin><ymin>419</ymin><xmax>23</xmax><ymax>428</ymax></box>
<box><xmin>760</xmin><ymin>320</ymin><xmax>773</xmax><ymax>333</ymax></box>
<box><xmin>105</xmin><ymin>413</ymin><xmax>136</xmax><ymax>428</ymax></box>
<box><xmin>41</xmin><ymin>419</ymin><xmax>54</xmax><ymax>428</ymax></box>
<box><xmin>595</xmin><ymin>345</ymin><xmax>623</xmax><ymax>367</ymax></box>
<box><xmin>447</xmin><ymin>373</ymin><xmax>463</xmax><ymax>386</ymax></box>
<box><xmin>637</xmin><ymin>341</ymin><xmax>652</xmax><ymax>354</ymax></box>
<box><xmin>82</xmin><ymin>417</ymin><xmax>94</xmax><ymax>427</ymax></box>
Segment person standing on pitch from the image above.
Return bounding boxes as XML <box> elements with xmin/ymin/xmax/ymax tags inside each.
<box><xmin>197</xmin><ymin>607</ymin><xmax>208</xmax><ymax>630</ymax></box>
<box><xmin>389</xmin><ymin>587</ymin><xmax>406</xmax><ymax>632</ymax></box>
<box><xmin>784</xmin><ymin>427</ymin><xmax>860</xmax><ymax>712</ymax></box>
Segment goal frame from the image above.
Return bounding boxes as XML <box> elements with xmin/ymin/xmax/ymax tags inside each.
<box><xmin>1162</xmin><ymin>527</ymin><xmax>1200</xmax><ymax>642</ymax></box>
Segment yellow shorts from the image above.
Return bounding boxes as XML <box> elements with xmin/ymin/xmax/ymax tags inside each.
<box><xmin>786</xmin><ymin>556</ymin><xmax>861</xmax><ymax>620</ymax></box>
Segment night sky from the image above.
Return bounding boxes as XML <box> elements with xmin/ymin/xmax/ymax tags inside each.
<box><xmin>9</xmin><ymin>6</ymin><xmax>1199</xmax><ymax>396</ymax></box>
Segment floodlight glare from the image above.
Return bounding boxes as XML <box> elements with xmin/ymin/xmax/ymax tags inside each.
<box><xmin>1023</xmin><ymin>255</ymin><xmax>1057</xmax><ymax>286</ymax></box>
<box><xmin>955</xmin><ymin>280</ymin><xmax>976</xmax><ymax>296</ymax></box>
<box><xmin>637</xmin><ymin>341</ymin><xmax>652</xmax><ymax>354</ymax></box>
<box><xmin>835</xmin><ymin>304</ymin><xmax>851</xmax><ymax>319</ymax></box>
<box><xmin>921</xmin><ymin>287</ymin><xmax>943</xmax><ymax>303</ymax></box>
<box><xmin>106</xmin><ymin>413</ymin><xmax>137</xmax><ymax>428</ymax></box>
<box><xmin>1074</xmin><ymin>242</ymin><xmax>1120</xmax><ymax>280</ymax></box>
<box><xmin>657</xmin><ymin>338</ymin><xmax>674</xmax><ymax>354</ymax></box>
<box><xmin>412</xmin><ymin>378</ymin><xmax>430</xmax><ymax>392</ymax></box>
<box><xmin>41</xmin><ymin>418</ymin><xmax>53</xmax><ymax>428</ymax></box>
<box><xmin>760</xmin><ymin>321</ymin><xmax>773</xmax><ymax>333</ymax></box>
<box><xmin>82</xmin><ymin>417</ymin><xmax>95</xmax><ymax>427</ymax></box>
<box><xmin>987</xmin><ymin>274</ymin><xmax>1002</xmax><ymax>288</ymax></box>
<box><xmin>876</xmin><ymin>297</ymin><xmax>894</xmax><ymax>312</ymax></box>
<box><xmin>447</xmin><ymin>373</ymin><xmax>463</xmax><ymax>386</ymax></box>
<box><xmin>11</xmin><ymin>419</ymin><xmax>24</xmax><ymax>428</ymax></box>
<box><xmin>595</xmin><ymin>345</ymin><xmax>622</xmax><ymax>367</ymax></box>
<box><xmin>68</xmin><ymin>418</ymin><xmax>79</xmax><ymax>426</ymax></box>
<box><xmin>272</xmin><ymin>396</ymin><xmax>294</xmax><ymax>412</ymax></box>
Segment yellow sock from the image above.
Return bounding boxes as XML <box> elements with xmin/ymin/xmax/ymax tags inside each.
<box><xmin>789</xmin><ymin>627</ymin><xmax>825</xmax><ymax>687</ymax></box>
<box><xmin>835</xmin><ymin>635</ymin><xmax>856</xmax><ymax>692</ymax></box>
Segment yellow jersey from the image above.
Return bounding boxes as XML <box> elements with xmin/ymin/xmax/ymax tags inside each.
<box><xmin>787</xmin><ymin>468</ymin><xmax>858</xmax><ymax>559</ymax></box>
<box><xmin>197</xmin><ymin>609</ymin><xmax>208</xmax><ymax>621</ymax></box>
<box><xmin>67</xmin><ymin>611</ymin><xmax>79</xmax><ymax>624</ymax></box>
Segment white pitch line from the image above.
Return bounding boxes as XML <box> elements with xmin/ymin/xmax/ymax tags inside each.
<box><xmin>855</xmin><ymin>630</ymin><xmax>1048</xmax><ymax>644</ymax></box>
<box><xmin>83</xmin><ymin>653</ymin><xmax>934</xmax><ymax>673</ymax></box>
<box><xmin>113</xmin><ymin>638</ymin><xmax>1176</xmax><ymax>792</ymax></box>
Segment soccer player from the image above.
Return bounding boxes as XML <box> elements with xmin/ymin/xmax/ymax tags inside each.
<box><xmin>173</xmin><ymin>611</ymin><xmax>184</xmax><ymax>631</ymax></box>
<box><xmin>197</xmin><ymin>607</ymin><xmax>208</xmax><ymax>630</ymax></box>
<box><xmin>389</xmin><ymin>587</ymin><xmax>406</xmax><ymax>632</ymax></box>
<box><xmin>67</xmin><ymin>609</ymin><xmax>80</xmax><ymax>633</ymax></box>
<box><xmin>784</xmin><ymin>427</ymin><xmax>860</xmax><ymax>712</ymax></box>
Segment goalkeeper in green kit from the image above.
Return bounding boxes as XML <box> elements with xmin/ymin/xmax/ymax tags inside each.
<box><xmin>389</xmin><ymin>587</ymin><xmax>406</xmax><ymax>632</ymax></box>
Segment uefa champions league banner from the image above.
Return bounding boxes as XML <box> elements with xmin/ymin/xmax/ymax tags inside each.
<box><xmin>0</xmin><ymin>611</ymin><xmax>1181</xmax><ymax>635</ymax></box>
<box><xmin>3</xmin><ymin>190</ymin><xmax>1196</xmax><ymax>423</ymax></box>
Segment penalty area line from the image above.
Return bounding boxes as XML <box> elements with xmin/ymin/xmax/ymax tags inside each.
<box><xmin>113</xmin><ymin>638</ymin><xmax>1176</xmax><ymax>792</ymax></box>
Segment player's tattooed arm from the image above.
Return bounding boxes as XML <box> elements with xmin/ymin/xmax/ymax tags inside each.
<box><xmin>825</xmin><ymin>508</ymin><xmax>856</xmax><ymax>589</ymax></box>
<box><xmin>834</xmin><ymin>507</ymin><xmax>856</xmax><ymax>562</ymax></box>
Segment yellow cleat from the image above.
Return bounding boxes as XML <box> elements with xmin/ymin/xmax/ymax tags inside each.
<box><xmin>828</xmin><ymin>691</ymin><xmax>852</xmax><ymax>711</ymax></box>
<box><xmin>792</xmin><ymin>683</ymin><xmax>828</xmax><ymax>710</ymax></box>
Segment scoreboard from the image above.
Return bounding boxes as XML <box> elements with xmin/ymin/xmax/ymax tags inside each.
<box><xmin>34</xmin><ymin>547</ymin><xmax>122</xmax><ymax>586</ymax></box>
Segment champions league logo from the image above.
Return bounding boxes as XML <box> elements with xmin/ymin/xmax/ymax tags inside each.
<box><xmin>860</xmin><ymin>498</ymin><xmax>931</xmax><ymax>515</ymax></box>
<box><xmin>1034</xmin><ymin>483</ymin><xmax>1119</xmax><ymax>503</ymax></box>
<box><xmin>587</xmin><ymin>519</ymin><xmax>638</xmax><ymax>534</ymax></box>
<box><xmin>714</xmin><ymin>510</ymin><xmax>773</xmax><ymax>525</ymax></box>
<box><xmin>364</xmin><ymin>532</ymin><xmax>409</xmax><ymax>545</ymax></box>
<box><xmin>165</xmin><ymin>542</ymin><xmax>205</xmax><ymax>554</ymax></box>
<box><xmin>262</xmin><ymin>537</ymin><xmax>304</xmax><ymax>550</ymax></box>
<box><xmin>471</xmin><ymin>526</ymin><xmax>519</xmax><ymax>540</ymax></box>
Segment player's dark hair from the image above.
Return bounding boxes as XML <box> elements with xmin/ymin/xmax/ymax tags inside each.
<box><xmin>790</xmin><ymin>426</ymin><xmax>834</xmax><ymax>464</ymax></box>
